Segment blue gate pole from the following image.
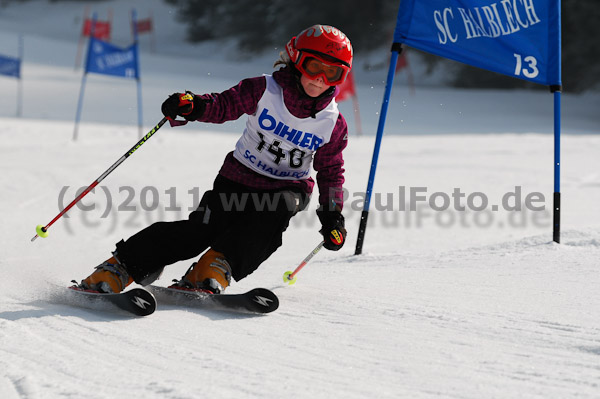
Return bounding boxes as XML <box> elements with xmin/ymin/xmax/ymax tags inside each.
<box><xmin>355</xmin><ymin>44</ymin><xmax>401</xmax><ymax>255</ymax></box>
<box><xmin>552</xmin><ymin>89</ymin><xmax>561</xmax><ymax>243</ymax></box>
<box><xmin>72</xmin><ymin>74</ymin><xmax>88</xmax><ymax>141</ymax></box>
<box><xmin>551</xmin><ymin>1</ymin><xmax>562</xmax><ymax>244</ymax></box>
<box><xmin>16</xmin><ymin>34</ymin><xmax>23</xmax><ymax>117</ymax></box>
<box><xmin>132</xmin><ymin>9</ymin><xmax>143</xmax><ymax>137</ymax></box>
<box><xmin>73</xmin><ymin>13</ymin><xmax>96</xmax><ymax>141</ymax></box>
<box><xmin>136</xmin><ymin>78</ymin><xmax>143</xmax><ymax>137</ymax></box>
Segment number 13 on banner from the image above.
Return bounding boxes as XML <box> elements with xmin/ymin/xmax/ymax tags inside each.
<box><xmin>514</xmin><ymin>53</ymin><xmax>539</xmax><ymax>79</ymax></box>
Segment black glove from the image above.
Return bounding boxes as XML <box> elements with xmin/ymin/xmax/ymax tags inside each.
<box><xmin>317</xmin><ymin>204</ymin><xmax>347</xmax><ymax>251</ymax></box>
<box><xmin>161</xmin><ymin>91</ymin><xmax>206</xmax><ymax>121</ymax></box>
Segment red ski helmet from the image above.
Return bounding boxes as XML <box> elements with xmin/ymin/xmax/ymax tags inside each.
<box><xmin>285</xmin><ymin>24</ymin><xmax>353</xmax><ymax>85</ymax></box>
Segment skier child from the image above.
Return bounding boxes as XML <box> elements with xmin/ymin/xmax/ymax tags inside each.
<box><xmin>78</xmin><ymin>24</ymin><xmax>352</xmax><ymax>294</ymax></box>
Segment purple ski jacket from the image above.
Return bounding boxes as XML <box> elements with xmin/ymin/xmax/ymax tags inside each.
<box><xmin>194</xmin><ymin>66</ymin><xmax>348</xmax><ymax>208</ymax></box>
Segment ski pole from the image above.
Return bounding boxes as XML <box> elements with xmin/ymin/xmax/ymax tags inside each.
<box><xmin>283</xmin><ymin>241</ymin><xmax>325</xmax><ymax>285</ymax></box>
<box><xmin>31</xmin><ymin>117</ymin><xmax>169</xmax><ymax>242</ymax></box>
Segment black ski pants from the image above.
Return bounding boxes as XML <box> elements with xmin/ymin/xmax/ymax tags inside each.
<box><xmin>114</xmin><ymin>175</ymin><xmax>309</xmax><ymax>284</ymax></box>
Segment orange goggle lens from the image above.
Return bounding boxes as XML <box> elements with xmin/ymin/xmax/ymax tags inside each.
<box><xmin>300</xmin><ymin>56</ymin><xmax>347</xmax><ymax>85</ymax></box>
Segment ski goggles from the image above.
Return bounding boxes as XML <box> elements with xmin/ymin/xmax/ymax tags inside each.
<box><xmin>297</xmin><ymin>54</ymin><xmax>350</xmax><ymax>86</ymax></box>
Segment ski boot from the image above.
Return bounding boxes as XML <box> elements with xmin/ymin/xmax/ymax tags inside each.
<box><xmin>79</xmin><ymin>253</ymin><xmax>133</xmax><ymax>293</ymax></box>
<box><xmin>170</xmin><ymin>249</ymin><xmax>231</xmax><ymax>294</ymax></box>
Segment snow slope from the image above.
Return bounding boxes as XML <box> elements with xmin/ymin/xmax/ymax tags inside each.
<box><xmin>1</xmin><ymin>1</ymin><xmax>600</xmax><ymax>398</ymax></box>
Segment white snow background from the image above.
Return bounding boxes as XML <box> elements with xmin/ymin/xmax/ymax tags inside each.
<box><xmin>1</xmin><ymin>1</ymin><xmax>599</xmax><ymax>398</ymax></box>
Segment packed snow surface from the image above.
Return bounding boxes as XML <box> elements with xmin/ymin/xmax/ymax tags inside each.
<box><xmin>1</xmin><ymin>1</ymin><xmax>599</xmax><ymax>398</ymax></box>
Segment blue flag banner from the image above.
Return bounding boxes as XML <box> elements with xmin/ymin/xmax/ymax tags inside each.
<box><xmin>0</xmin><ymin>54</ymin><xmax>21</xmax><ymax>78</ymax></box>
<box><xmin>394</xmin><ymin>0</ymin><xmax>561</xmax><ymax>86</ymax></box>
<box><xmin>85</xmin><ymin>37</ymin><xmax>139</xmax><ymax>79</ymax></box>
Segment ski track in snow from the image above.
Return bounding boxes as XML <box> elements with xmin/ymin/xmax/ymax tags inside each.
<box><xmin>1</xmin><ymin>0</ymin><xmax>600</xmax><ymax>398</ymax></box>
<box><xmin>2</xmin><ymin>227</ymin><xmax>599</xmax><ymax>398</ymax></box>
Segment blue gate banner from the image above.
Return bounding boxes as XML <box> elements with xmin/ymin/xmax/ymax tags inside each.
<box><xmin>85</xmin><ymin>37</ymin><xmax>139</xmax><ymax>79</ymax></box>
<box><xmin>0</xmin><ymin>54</ymin><xmax>20</xmax><ymax>78</ymax></box>
<box><xmin>394</xmin><ymin>0</ymin><xmax>561</xmax><ymax>86</ymax></box>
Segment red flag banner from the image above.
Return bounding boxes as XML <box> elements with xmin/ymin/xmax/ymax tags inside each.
<box><xmin>335</xmin><ymin>71</ymin><xmax>356</xmax><ymax>102</ymax></box>
<box><xmin>136</xmin><ymin>19</ymin><xmax>153</xmax><ymax>34</ymax></box>
<box><xmin>82</xmin><ymin>19</ymin><xmax>111</xmax><ymax>40</ymax></box>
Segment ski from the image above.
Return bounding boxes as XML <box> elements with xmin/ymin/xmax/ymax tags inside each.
<box><xmin>66</xmin><ymin>286</ymin><xmax>156</xmax><ymax>317</ymax></box>
<box><xmin>146</xmin><ymin>285</ymin><xmax>279</xmax><ymax>314</ymax></box>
